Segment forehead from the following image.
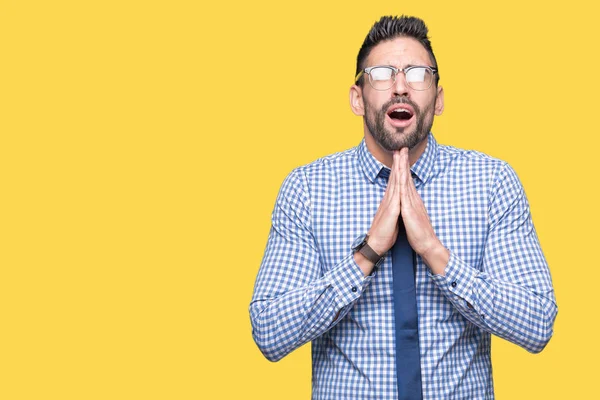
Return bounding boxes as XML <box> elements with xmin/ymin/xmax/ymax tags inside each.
<box><xmin>366</xmin><ymin>37</ymin><xmax>432</xmax><ymax>67</ymax></box>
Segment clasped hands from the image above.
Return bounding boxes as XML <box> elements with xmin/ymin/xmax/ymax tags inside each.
<box><xmin>356</xmin><ymin>148</ymin><xmax>449</xmax><ymax>276</ymax></box>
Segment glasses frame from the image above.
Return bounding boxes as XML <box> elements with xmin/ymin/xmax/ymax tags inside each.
<box><xmin>355</xmin><ymin>65</ymin><xmax>438</xmax><ymax>91</ymax></box>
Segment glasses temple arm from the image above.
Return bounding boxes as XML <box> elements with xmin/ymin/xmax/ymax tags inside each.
<box><xmin>355</xmin><ymin>70</ymin><xmax>364</xmax><ymax>83</ymax></box>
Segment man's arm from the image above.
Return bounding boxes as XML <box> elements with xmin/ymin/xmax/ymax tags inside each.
<box><xmin>399</xmin><ymin>151</ymin><xmax>558</xmax><ymax>353</ymax></box>
<box><xmin>250</xmin><ymin>150</ymin><xmax>412</xmax><ymax>361</ymax></box>
<box><xmin>249</xmin><ymin>169</ymin><xmax>374</xmax><ymax>362</ymax></box>
<box><xmin>429</xmin><ymin>162</ymin><xmax>557</xmax><ymax>353</ymax></box>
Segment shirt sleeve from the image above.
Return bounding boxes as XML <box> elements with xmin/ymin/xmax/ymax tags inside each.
<box><xmin>249</xmin><ymin>169</ymin><xmax>374</xmax><ymax>362</ymax></box>
<box><xmin>429</xmin><ymin>162</ymin><xmax>558</xmax><ymax>353</ymax></box>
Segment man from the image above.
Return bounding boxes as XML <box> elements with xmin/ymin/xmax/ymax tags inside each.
<box><xmin>250</xmin><ymin>15</ymin><xmax>557</xmax><ymax>399</ymax></box>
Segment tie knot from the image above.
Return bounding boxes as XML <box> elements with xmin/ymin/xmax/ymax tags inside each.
<box><xmin>379</xmin><ymin>168</ymin><xmax>391</xmax><ymax>181</ymax></box>
<box><xmin>378</xmin><ymin>168</ymin><xmax>417</xmax><ymax>182</ymax></box>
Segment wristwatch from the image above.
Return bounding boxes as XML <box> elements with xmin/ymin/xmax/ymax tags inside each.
<box><xmin>351</xmin><ymin>233</ymin><xmax>385</xmax><ymax>268</ymax></box>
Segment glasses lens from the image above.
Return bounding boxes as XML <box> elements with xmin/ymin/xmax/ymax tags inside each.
<box><xmin>405</xmin><ymin>67</ymin><xmax>433</xmax><ymax>91</ymax></box>
<box><xmin>369</xmin><ymin>67</ymin><xmax>395</xmax><ymax>90</ymax></box>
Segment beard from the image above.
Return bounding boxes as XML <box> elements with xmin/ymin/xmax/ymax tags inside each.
<box><xmin>364</xmin><ymin>96</ymin><xmax>435</xmax><ymax>151</ymax></box>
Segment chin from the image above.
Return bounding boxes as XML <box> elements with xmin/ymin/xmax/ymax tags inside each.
<box><xmin>383</xmin><ymin>131</ymin><xmax>421</xmax><ymax>151</ymax></box>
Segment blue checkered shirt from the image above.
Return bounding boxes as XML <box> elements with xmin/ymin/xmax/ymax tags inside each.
<box><xmin>250</xmin><ymin>134</ymin><xmax>557</xmax><ymax>399</ymax></box>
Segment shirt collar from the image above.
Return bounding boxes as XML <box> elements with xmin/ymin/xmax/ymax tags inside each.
<box><xmin>357</xmin><ymin>133</ymin><xmax>438</xmax><ymax>186</ymax></box>
<box><xmin>357</xmin><ymin>138</ymin><xmax>385</xmax><ymax>183</ymax></box>
<box><xmin>411</xmin><ymin>133</ymin><xmax>438</xmax><ymax>185</ymax></box>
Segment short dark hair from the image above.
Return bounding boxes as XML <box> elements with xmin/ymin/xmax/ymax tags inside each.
<box><xmin>355</xmin><ymin>15</ymin><xmax>440</xmax><ymax>86</ymax></box>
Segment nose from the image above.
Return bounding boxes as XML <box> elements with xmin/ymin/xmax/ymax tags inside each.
<box><xmin>392</xmin><ymin>72</ymin><xmax>409</xmax><ymax>97</ymax></box>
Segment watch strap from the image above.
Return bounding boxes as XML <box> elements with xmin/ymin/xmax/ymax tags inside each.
<box><xmin>359</xmin><ymin>242</ymin><xmax>383</xmax><ymax>264</ymax></box>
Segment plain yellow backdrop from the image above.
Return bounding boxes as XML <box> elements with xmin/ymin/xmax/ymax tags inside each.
<box><xmin>1</xmin><ymin>0</ymin><xmax>598</xmax><ymax>398</ymax></box>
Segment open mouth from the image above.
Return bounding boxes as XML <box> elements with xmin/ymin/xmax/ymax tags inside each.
<box><xmin>386</xmin><ymin>105</ymin><xmax>415</xmax><ymax>127</ymax></box>
<box><xmin>387</xmin><ymin>108</ymin><xmax>414</xmax><ymax>121</ymax></box>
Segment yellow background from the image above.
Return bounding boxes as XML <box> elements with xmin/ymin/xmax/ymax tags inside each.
<box><xmin>1</xmin><ymin>0</ymin><xmax>597</xmax><ymax>398</ymax></box>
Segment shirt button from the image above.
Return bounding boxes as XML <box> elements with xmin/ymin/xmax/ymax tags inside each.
<box><xmin>351</xmin><ymin>286</ymin><xmax>358</xmax><ymax>292</ymax></box>
<box><xmin>451</xmin><ymin>281</ymin><xmax>457</xmax><ymax>288</ymax></box>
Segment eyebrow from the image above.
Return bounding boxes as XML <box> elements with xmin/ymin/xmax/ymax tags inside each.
<box><xmin>377</xmin><ymin>63</ymin><xmax>425</xmax><ymax>69</ymax></box>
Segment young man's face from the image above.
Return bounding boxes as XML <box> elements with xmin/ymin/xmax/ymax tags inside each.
<box><xmin>352</xmin><ymin>37</ymin><xmax>444</xmax><ymax>151</ymax></box>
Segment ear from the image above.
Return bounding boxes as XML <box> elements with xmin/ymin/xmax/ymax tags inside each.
<box><xmin>434</xmin><ymin>85</ymin><xmax>444</xmax><ymax>115</ymax></box>
<box><xmin>350</xmin><ymin>84</ymin><xmax>365</xmax><ymax>116</ymax></box>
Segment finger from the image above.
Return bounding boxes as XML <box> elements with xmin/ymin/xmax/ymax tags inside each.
<box><xmin>398</xmin><ymin>148</ymin><xmax>409</xmax><ymax>203</ymax></box>
<box><xmin>382</xmin><ymin>151</ymin><xmax>399</xmax><ymax>202</ymax></box>
<box><xmin>406</xmin><ymin>148</ymin><xmax>416</xmax><ymax>207</ymax></box>
<box><xmin>390</xmin><ymin>150</ymin><xmax>401</xmax><ymax>178</ymax></box>
<box><xmin>392</xmin><ymin>150</ymin><xmax>402</xmax><ymax>198</ymax></box>
<box><xmin>380</xmin><ymin>156</ymin><xmax>396</xmax><ymax>203</ymax></box>
<box><xmin>405</xmin><ymin>148</ymin><xmax>421</xmax><ymax>207</ymax></box>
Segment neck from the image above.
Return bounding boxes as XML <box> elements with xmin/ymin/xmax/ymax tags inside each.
<box><xmin>364</xmin><ymin>130</ymin><xmax>428</xmax><ymax>168</ymax></box>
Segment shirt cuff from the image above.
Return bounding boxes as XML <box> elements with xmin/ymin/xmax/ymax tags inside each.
<box><xmin>325</xmin><ymin>253</ymin><xmax>375</xmax><ymax>309</ymax></box>
<box><xmin>428</xmin><ymin>250</ymin><xmax>484</xmax><ymax>319</ymax></box>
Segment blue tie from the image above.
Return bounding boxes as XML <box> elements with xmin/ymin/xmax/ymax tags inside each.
<box><xmin>391</xmin><ymin>218</ymin><xmax>423</xmax><ymax>399</ymax></box>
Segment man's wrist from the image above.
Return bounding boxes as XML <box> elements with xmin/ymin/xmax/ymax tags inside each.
<box><xmin>352</xmin><ymin>234</ymin><xmax>385</xmax><ymax>276</ymax></box>
<box><xmin>358</xmin><ymin>241</ymin><xmax>383</xmax><ymax>265</ymax></box>
<box><xmin>421</xmin><ymin>242</ymin><xmax>450</xmax><ymax>275</ymax></box>
<box><xmin>353</xmin><ymin>251</ymin><xmax>374</xmax><ymax>276</ymax></box>
<box><xmin>364</xmin><ymin>234</ymin><xmax>388</xmax><ymax>256</ymax></box>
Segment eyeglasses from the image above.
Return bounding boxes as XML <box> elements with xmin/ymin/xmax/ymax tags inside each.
<box><xmin>355</xmin><ymin>65</ymin><xmax>438</xmax><ymax>91</ymax></box>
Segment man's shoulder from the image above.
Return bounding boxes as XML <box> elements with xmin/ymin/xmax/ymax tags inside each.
<box><xmin>277</xmin><ymin>145</ymin><xmax>361</xmax><ymax>200</ymax></box>
<box><xmin>436</xmin><ymin>141</ymin><xmax>509</xmax><ymax>173</ymax></box>
<box><xmin>434</xmin><ymin>141</ymin><xmax>521</xmax><ymax>190</ymax></box>
<box><xmin>438</xmin><ymin>142</ymin><xmax>503</xmax><ymax>164</ymax></box>
<box><xmin>290</xmin><ymin>145</ymin><xmax>360</xmax><ymax>178</ymax></box>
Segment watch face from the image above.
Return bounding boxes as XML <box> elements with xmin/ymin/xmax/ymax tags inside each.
<box><xmin>351</xmin><ymin>234</ymin><xmax>367</xmax><ymax>251</ymax></box>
